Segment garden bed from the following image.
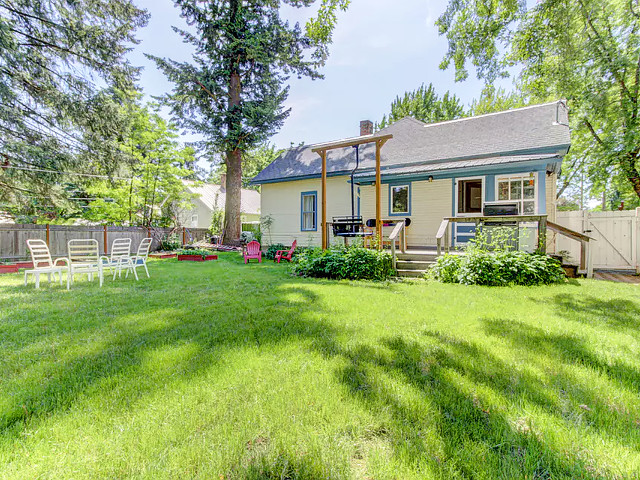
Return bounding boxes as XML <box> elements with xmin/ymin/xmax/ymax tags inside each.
<box><xmin>149</xmin><ymin>253</ymin><xmax>177</xmax><ymax>259</ymax></box>
<box><xmin>0</xmin><ymin>265</ymin><xmax>19</xmax><ymax>274</ymax></box>
<box><xmin>177</xmin><ymin>254</ymin><xmax>217</xmax><ymax>262</ymax></box>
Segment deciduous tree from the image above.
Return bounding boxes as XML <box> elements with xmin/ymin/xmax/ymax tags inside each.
<box><xmin>437</xmin><ymin>0</ymin><xmax>640</xmax><ymax>204</ymax></box>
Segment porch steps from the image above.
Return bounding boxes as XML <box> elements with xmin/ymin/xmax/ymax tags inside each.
<box><xmin>395</xmin><ymin>251</ymin><xmax>438</xmax><ymax>278</ymax></box>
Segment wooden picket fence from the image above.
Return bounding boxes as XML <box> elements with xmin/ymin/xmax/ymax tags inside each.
<box><xmin>0</xmin><ymin>224</ymin><xmax>210</xmax><ymax>261</ymax></box>
<box><xmin>555</xmin><ymin>208</ymin><xmax>640</xmax><ymax>272</ymax></box>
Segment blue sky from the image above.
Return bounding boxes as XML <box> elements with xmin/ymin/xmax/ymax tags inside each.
<box><xmin>128</xmin><ymin>0</ymin><xmax>501</xmax><ymax>151</ymax></box>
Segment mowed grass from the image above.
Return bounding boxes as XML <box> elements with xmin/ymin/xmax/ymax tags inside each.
<box><xmin>1</xmin><ymin>254</ymin><xmax>639</xmax><ymax>479</ymax></box>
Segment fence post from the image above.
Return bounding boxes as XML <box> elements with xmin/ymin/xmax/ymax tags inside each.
<box><xmin>182</xmin><ymin>226</ymin><xmax>186</xmax><ymax>246</ymax></box>
<box><xmin>46</xmin><ymin>224</ymin><xmax>50</xmax><ymax>247</ymax></box>
<box><xmin>633</xmin><ymin>207</ymin><xmax>640</xmax><ymax>273</ymax></box>
<box><xmin>103</xmin><ymin>225</ymin><xmax>108</xmax><ymax>255</ymax></box>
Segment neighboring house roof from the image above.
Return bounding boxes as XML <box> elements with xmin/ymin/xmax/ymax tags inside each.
<box><xmin>251</xmin><ymin>101</ymin><xmax>570</xmax><ymax>184</ymax></box>
<box><xmin>184</xmin><ymin>181</ymin><xmax>260</xmax><ymax>215</ymax></box>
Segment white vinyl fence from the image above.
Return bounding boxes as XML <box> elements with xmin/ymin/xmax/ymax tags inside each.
<box><xmin>555</xmin><ymin>208</ymin><xmax>640</xmax><ymax>272</ymax></box>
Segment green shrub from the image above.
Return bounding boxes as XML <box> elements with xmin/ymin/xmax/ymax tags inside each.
<box><xmin>292</xmin><ymin>246</ymin><xmax>395</xmax><ymax>281</ymax></box>
<box><xmin>428</xmin><ymin>253</ymin><xmax>462</xmax><ymax>283</ymax></box>
<box><xmin>160</xmin><ymin>234</ymin><xmax>181</xmax><ymax>251</ymax></box>
<box><xmin>265</xmin><ymin>243</ymin><xmax>287</xmax><ymax>260</ymax></box>
<box><xmin>429</xmin><ymin>250</ymin><xmax>565</xmax><ymax>286</ymax></box>
<box><xmin>176</xmin><ymin>248</ymin><xmax>215</xmax><ymax>258</ymax></box>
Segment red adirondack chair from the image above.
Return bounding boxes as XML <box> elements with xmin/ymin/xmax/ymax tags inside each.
<box><xmin>275</xmin><ymin>240</ymin><xmax>297</xmax><ymax>263</ymax></box>
<box><xmin>244</xmin><ymin>240</ymin><xmax>262</xmax><ymax>263</ymax></box>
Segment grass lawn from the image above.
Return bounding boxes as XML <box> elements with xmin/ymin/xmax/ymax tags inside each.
<box><xmin>1</xmin><ymin>253</ymin><xmax>639</xmax><ymax>479</ymax></box>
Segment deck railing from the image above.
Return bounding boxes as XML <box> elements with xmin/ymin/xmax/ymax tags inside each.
<box><xmin>434</xmin><ymin>215</ymin><xmax>595</xmax><ymax>278</ymax></box>
<box><xmin>389</xmin><ymin>220</ymin><xmax>407</xmax><ymax>270</ymax></box>
<box><xmin>547</xmin><ymin>221</ymin><xmax>594</xmax><ymax>278</ymax></box>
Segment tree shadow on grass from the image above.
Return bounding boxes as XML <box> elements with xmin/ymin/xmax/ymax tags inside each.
<box><xmin>483</xmin><ymin>318</ymin><xmax>640</xmax><ymax>394</ymax></box>
<box><xmin>0</xmin><ymin>262</ymin><xmax>344</xmax><ymax>446</ymax></box>
<box><xmin>318</xmin><ymin>329</ymin><xmax>632</xmax><ymax>478</ymax></box>
<box><xmin>534</xmin><ymin>293</ymin><xmax>640</xmax><ymax>332</ymax></box>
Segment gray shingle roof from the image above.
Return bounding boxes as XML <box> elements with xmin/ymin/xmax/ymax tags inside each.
<box><xmin>251</xmin><ymin>101</ymin><xmax>570</xmax><ymax>184</ymax></box>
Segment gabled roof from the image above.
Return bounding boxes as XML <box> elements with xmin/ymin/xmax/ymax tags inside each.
<box><xmin>184</xmin><ymin>181</ymin><xmax>260</xmax><ymax>215</ymax></box>
<box><xmin>252</xmin><ymin>101</ymin><xmax>570</xmax><ymax>184</ymax></box>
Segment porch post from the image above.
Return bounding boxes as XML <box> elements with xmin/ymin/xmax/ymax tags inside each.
<box><xmin>321</xmin><ymin>149</ymin><xmax>327</xmax><ymax>250</ymax></box>
<box><xmin>375</xmin><ymin>140</ymin><xmax>382</xmax><ymax>249</ymax></box>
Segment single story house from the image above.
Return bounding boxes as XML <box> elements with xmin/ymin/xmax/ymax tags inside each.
<box><xmin>251</xmin><ymin>101</ymin><xmax>570</xmax><ymax>249</ymax></box>
<box><xmin>180</xmin><ymin>175</ymin><xmax>261</xmax><ymax>229</ymax></box>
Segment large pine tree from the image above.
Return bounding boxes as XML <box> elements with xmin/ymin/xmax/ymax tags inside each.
<box><xmin>149</xmin><ymin>0</ymin><xmax>348</xmax><ymax>244</ymax></box>
<box><xmin>377</xmin><ymin>83</ymin><xmax>465</xmax><ymax>129</ymax></box>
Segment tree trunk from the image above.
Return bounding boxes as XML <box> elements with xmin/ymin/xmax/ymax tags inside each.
<box><xmin>623</xmin><ymin>152</ymin><xmax>640</xmax><ymax>201</ymax></box>
<box><xmin>222</xmin><ymin>0</ymin><xmax>242</xmax><ymax>245</ymax></box>
<box><xmin>223</xmin><ymin>148</ymin><xmax>242</xmax><ymax>244</ymax></box>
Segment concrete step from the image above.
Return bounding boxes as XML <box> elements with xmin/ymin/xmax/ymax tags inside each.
<box><xmin>396</xmin><ymin>269</ymin><xmax>427</xmax><ymax>278</ymax></box>
<box><xmin>397</xmin><ymin>253</ymin><xmax>438</xmax><ymax>262</ymax></box>
<box><xmin>396</xmin><ymin>259</ymin><xmax>435</xmax><ymax>270</ymax></box>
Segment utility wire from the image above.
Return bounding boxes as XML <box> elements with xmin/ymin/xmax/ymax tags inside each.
<box><xmin>3</xmin><ymin>165</ymin><xmax>132</xmax><ymax>180</ymax></box>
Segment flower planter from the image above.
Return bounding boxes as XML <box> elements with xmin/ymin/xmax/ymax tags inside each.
<box><xmin>14</xmin><ymin>262</ymin><xmax>34</xmax><ymax>269</ymax></box>
<box><xmin>0</xmin><ymin>265</ymin><xmax>19</xmax><ymax>274</ymax></box>
<box><xmin>177</xmin><ymin>254</ymin><xmax>218</xmax><ymax>262</ymax></box>
<box><xmin>178</xmin><ymin>254</ymin><xmax>204</xmax><ymax>262</ymax></box>
<box><xmin>149</xmin><ymin>253</ymin><xmax>177</xmax><ymax>259</ymax></box>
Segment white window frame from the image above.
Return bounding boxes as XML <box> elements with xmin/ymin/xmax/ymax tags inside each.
<box><xmin>454</xmin><ymin>176</ymin><xmax>485</xmax><ymax>218</ymax></box>
<box><xmin>390</xmin><ymin>183</ymin><xmax>410</xmax><ymax>215</ymax></box>
<box><xmin>494</xmin><ymin>172</ymin><xmax>538</xmax><ymax>215</ymax></box>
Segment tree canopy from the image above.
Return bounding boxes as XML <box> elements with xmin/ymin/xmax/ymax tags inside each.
<box><xmin>83</xmin><ymin>103</ymin><xmax>197</xmax><ymax>227</ymax></box>
<box><xmin>0</xmin><ymin>1</ymin><xmax>149</xmax><ymax>218</ymax></box>
<box><xmin>149</xmin><ymin>0</ymin><xmax>348</xmax><ymax>243</ymax></box>
<box><xmin>377</xmin><ymin>83</ymin><xmax>465</xmax><ymax>129</ymax></box>
<box><xmin>437</xmin><ymin>0</ymin><xmax>640</xmax><ymax>207</ymax></box>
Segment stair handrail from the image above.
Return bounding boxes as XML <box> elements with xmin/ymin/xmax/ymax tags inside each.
<box><xmin>436</xmin><ymin>219</ymin><xmax>450</xmax><ymax>255</ymax></box>
<box><xmin>389</xmin><ymin>220</ymin><xmax>406</xmax><ymax>270</ymax></box>
<box><xmin>547</xmin><ymin>220</ymin><xmax>596</xmax><ymax>278</ymax></box>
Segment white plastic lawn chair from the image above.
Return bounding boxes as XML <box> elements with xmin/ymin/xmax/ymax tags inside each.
<box><xmin>100</xmin><ymin>238</ymin><xmax>132</xmax><ymax>280</ymax></box>
<box><xmin>124</xmin><ymin>237</ymin><xmax>153</xmax><ymax>280</ymax></box>
<box><xmin>24</xmin><ymin>239</ymin><xmax>70</xmax><ymax>290</ymax></box>
<box><xmin>67</xmin><ymin>239</ymin><xmax>103</xmax><ymax>287</ymax></box>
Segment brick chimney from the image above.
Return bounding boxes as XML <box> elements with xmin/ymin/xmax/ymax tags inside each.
<box><xmin>360</xmin><ymin>120</ymin><xmax>373</xmax><ymax>136</ymax></box>
<box><xmin>220</xmin><ymin>173</ymin><xmax>226</xmax><ymax>192</ymax></box>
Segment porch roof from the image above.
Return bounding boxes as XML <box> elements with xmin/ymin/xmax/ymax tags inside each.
<box><xmin>353</xmin><ymin>153</ymin><xmax>561</xmax><ymax>183</ymax></box>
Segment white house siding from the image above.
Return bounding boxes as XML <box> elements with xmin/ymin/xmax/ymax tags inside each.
<box><xmin>180</xmin><ymin>201</ymin><xmax>261</xmax><ymax>230</ymax></box>
<box><xmin>360</xmin><ymin>179</ymin><xmax>452</xmax><ymax>246</ymax></box>
<box><xmin>546</xmin><ymin>172</ymin><xmax>557</xmax><ymax>223</ymax></box>
<box><xmin>261</xmin><ymin>176</ymin><xmax>353</xmax><ymax>246</ymax></box>
<box><xmin>545</xmin><ymin>172</ymin><xmax>557</xmax><ymax>253</ymax></box>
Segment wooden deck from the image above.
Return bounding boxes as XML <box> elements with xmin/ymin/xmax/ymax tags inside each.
<box><xmin>594</xmin><ymin>270</ymin><xmax>640</xmax><ymax>284</ymax></box>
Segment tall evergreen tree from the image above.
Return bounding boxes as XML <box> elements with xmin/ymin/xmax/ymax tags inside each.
<box><xmin>377</xmin><ymin>83</ymin><xmax>465</xmax><ymax>129</ymax></box>
<box><xmin>149</xmin><ymin>0</ymin><xmax>348</xmax><ymax>244</ymax></box>
<box><xmin>0</xmin><ymin>1</ymin><xmax>149</xmax><ymax>218</ymax></box>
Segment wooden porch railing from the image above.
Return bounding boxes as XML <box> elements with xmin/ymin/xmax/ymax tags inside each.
<box><xmin>547</xmin><ymin>221</ymin><xmax>595</xmax><ymax>278</ymax></box>
<box><xmin>389</xmin><ymin>220</ymin><xmax>407</xmax><ymax>270</ymax></box>
<box><xmin>435</xmin><ymin>215</ymin><xmax>596</xmax><ymax>278</ymax></box>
